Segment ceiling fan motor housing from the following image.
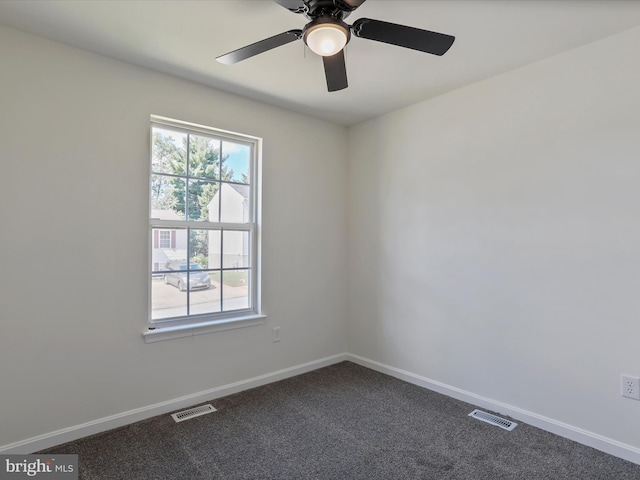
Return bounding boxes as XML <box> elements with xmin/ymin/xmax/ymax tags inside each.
<box><xmin>303</xmin><ymin>0</ymin><xmax>353</xmax><ymax>20</ymax></box>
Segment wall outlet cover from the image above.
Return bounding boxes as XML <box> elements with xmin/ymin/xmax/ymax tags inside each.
<box><xmin>272</xmin><ymin>327</ymin><xmax>281</xmax><ymax>343</ymax></box>
<box><xmin>621</xmin><ymin>374</ymin><xmax>640</xmax><ymax>400</ymax></box>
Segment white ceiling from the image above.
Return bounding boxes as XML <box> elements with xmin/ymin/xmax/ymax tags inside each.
<box><xmin>1</xmin><ymin>0</ymin><xmax>640</xmax><ymax>125</ymax></box>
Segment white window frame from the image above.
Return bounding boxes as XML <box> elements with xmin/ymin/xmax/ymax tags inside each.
<box><xmin>144</xmin><ymin>115</ymin><xmax>264</xmax><ymax>343</ymax></box>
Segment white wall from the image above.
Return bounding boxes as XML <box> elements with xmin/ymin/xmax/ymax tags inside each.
<box><xmin>0</xmin><ymin>26</ymin><xmax>347</xmax><ymax>449</ymax></box>
<box><xmin>348</xmin><ymin>26</ymin><xmax>640</xmax><ymax>451</ymax></box>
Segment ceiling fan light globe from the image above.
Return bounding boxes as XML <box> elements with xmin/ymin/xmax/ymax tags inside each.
<box><xmin>305</xmin><ymin>24</ymin><xmax>348</xmax><ymax>57</ymax></box>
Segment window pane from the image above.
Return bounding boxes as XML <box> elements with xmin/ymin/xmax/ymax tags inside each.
<box><xmin>190</xmin><ymin>229</ymin><xmax>221</xmax><ymax>269</ymax></box>
<box><xmin>220</xmin><ymin>183</ymin><xmax>250</xmax><ymax>223</ymax></box>
<box><xmin>189</xmin><ymin>271</ymin><xmax>220</xmax><ymax>315</ymax></box>
<box><xmin>151</xmin><ymin>228</ymin><xmax>187</xmax><ymax>273</ymax></box>
<box><xmin>187</xmin><ymin>179</ymin><xmax>219</xmax><ymax>221</ymax></box>
<box><xmin>189</xmin><ymin>135</ymin><xmax>220</xmax><ymax>180</ymax></box>
<box><xmin>151</xmin><ymin>274</ymin><xmax>187</xmax><ymax>320</ymax></box>
<box><xmin>152</xmin><ymin>127</ymin><xmax>186</xmax><ymax>175</ymax></box>
<box><xmin>222</xmin><ymin>270</ymin><xmax>250</xmax><ymax>311</ymax></box>
<box><xmin>222</xmin><ymin>140</ymin><xmax>251</xmax><ymax>184</ymax></box>
<box><xmin>151</xmin><ymin>175</ymin><xmax>186</xmax><ymax>219</ymax></box>
<box><xmin>223</xmin><ymin>230</ymin><xmax>250</xmax><ymax>268</ymax></box>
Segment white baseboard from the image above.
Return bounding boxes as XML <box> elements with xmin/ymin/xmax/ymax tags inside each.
<box><xmin>5</xmin><ymin>352</ymin><xmax>640</xmax><ymax>466</ymax></box>
<box><xmin>0</xmin><ymin>353</ymin><xmax>348</xmax><ymax>454</ymax></box>
<box><xmin>346</xmin><ymin>353</ymin><xmax>640</xmax><ymax>465</ymax></box>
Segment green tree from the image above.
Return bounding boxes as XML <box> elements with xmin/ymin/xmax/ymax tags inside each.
<box><xmin>151</xmin><ymin>131</ymin><xmax>184</xmax><ymax>212</ymax></box>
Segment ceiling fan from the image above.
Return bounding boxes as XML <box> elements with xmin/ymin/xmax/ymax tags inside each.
<box><xmin>216</xmin><ymin>0</ymin><xmax>455</xmax><ymax>92</ymax></box>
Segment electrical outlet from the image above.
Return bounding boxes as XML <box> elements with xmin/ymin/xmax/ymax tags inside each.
<box><xmin>621</xmin><ymin>375</ymin><xmax>640</xmax><ymax>400</ymax></box>
<box><xmin>272</xmin><ymin>327</ymin><xmax>281</xmax><ymax>343</ymax></box>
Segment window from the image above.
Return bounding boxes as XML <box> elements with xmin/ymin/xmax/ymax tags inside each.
<box><xmin>158</xmin><ymin>230</ymin><xmax>172</xmax><ymax>249</ymax></box>
<box><xmin>147</xmin><ymin>116</ymin><xmax>262</xmax><ymax>340</ymax></box>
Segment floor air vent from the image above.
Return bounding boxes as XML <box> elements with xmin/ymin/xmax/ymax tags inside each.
<box><xmin>468</xmin><ymin>409</ymin><xmax>517</xmax><ymax>431</ymax></box>
<box><xmin>171</xmin><ymin>404</ymin><xmax>216</xmax><ymax>423</ymax></box>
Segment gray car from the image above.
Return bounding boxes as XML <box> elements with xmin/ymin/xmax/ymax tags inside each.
<box><xmin>164</xmin><ymin>261</ymin><xmax>212</xmax><ymax>291</ymax></box>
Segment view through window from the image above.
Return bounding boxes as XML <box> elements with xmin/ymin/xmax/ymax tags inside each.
<box><xmin>149</xmin><ymin>117</ymin><xmax>258</xmax><ymax>325</ymax></box>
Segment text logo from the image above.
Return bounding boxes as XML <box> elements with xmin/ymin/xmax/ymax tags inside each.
<box><xmin>0</xmin><ymin>455</ymin><xmax>77</xmax><ymax>479</ymax></box>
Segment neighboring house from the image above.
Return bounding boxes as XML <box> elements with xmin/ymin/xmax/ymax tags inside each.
<box><xmin>208</xmin><ymin>183</ymin><xmax>250</xmax><ymax>269</ymax></box>
<box><xmin>151</xmin><ymin>209</ymin><xmax>187</xmax><ymax>271</ymax></box>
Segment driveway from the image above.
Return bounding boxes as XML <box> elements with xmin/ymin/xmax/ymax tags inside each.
<box><xmin>152</xmin><ymin>276</ymin><xmax>249</xmax><ymax>319</ymax></box>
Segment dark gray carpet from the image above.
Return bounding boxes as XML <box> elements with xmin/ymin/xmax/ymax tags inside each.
<box><xmin>40</xmin><ymin>361</ymin><xmax>640</xmax><ymax>479</ymax></box>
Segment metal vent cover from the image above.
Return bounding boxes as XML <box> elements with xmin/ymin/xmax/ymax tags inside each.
<box><xmin>468</xmin><ymin>409</ymin><xmax>517</xmax><ymax>431</ymax></box>
<box><xmin>171</xmin><ymin>404</ymin><xmax>216</xmax><ymax>423</ymax></box>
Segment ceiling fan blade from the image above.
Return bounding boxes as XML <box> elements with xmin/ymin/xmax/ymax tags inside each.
<box><xmin>352</xmin><ymin>18</ymin><xmax>455</xmax><ymax>56</ymax></box>
<box><xmin>272</xmin><ymin>0</ymin><xmax>307</xmax><ymax>13</ymax></box>
<box><xmin>335</xmin><ymin>0</ymin><xmax>367</xmax><ymax>11</ymax></box>
<box><xmin>216</xmin><ymin>30</ymin><xmax>303</xmax><ymax>65</ymax></box>
<box><xmin>323</xmin><ymin>49</ymin><xmax>348</xmax><ymax>92</ymax></box>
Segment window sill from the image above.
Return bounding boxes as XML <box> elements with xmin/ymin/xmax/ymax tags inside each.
<box><xmin>143</xmin><ymin>314</ymin><xmax>266</xmax><ymax>343</ymax></box>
